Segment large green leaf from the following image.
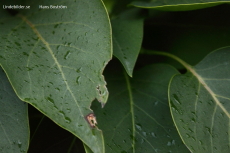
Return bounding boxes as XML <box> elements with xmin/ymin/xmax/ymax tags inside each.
<box><xmin>93</xmin><ymin>64</ymin><xmax>190</xmax><ymax>152</ymax></box>
<box><xmin>112</xmin><ymin>8</ymin><xmax>144</xmax><ymax>77</ymax></box>
<box><xmin>0</xmin><ymin>68</ymin><xmax>29</xmax><ymax>153</ymax></box>
<box><xmin>130</xmin><ymin>0</ymin><xmax>230</xmax><ymax>11</ymax></box>
<box><xmin>169</xmin><ymin>47</ymin><xmax>230</xmax><ymax>152</ymax></box>
<box><xmin>0</xmin><ymin>0</ymin><xmax>112</xmax><ymax>152</ymax></box>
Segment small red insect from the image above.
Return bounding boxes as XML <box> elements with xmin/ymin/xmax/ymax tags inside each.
<box><xmin>85</xmin><ymin>113</ymin><xmax>97</xmax><ymax>128</ymax></box>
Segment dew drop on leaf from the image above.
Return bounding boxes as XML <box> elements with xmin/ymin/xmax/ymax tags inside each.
<box><xmin>46</xmin><ymin>97</ymin><xmax>54</xmax><ymax>104</ymax></box>
<box><xmin>17</xmin><ymin>140</ymin><xmax>22</xmax><ymax>148</ymax></box>
<box><xmin>185</xmin><ymin>133</ymin><xmax>190</xmax><ymax>138</ymax></box>
<box><xmin>142</xmin><ymin>131</ymin><xmax>147</xmax><ymax>137</ymax></box>
<box><xmin>22</xmin><ymin>52</ymin><xmax>29</xmax><ymax>56</ymax></box>
<box><xmin>64</xmin><ymin>51</ymin><xmax>71</xmax><ymax>59</ymax></box>
<box><xmin>172</xmin><ymin>94</ymin><xmax>181</xmax><ymax>105</ymax></box>
<box><xmin>54</xmin><ymin>24</ymin><xmax>58</xmax><ymax>28</ymax></box>
<box><xmin>65</xmin><ymin>117</ymin><xmax>71</xmax><ymax>123</ymax></box>
<box><xmin>151</xmin><ymin>132</ymin><xmax>157</xmax><ymax>138</ymax></box>
<box><xmin>135</xmin><ymin>123</ymin><xmax>142</xmax><ymax>131</ymax></box>
<box><xmin>76</xmin><ymin>76</ymin><xmax>81</xmax><ymax>84</ymax></box>
<box><xmin>76</xmin><ymin>67</ymin><xmax>82</xmax><ymax>73</ymax></box>
<box><xmin>167</xmin><ymin>141</ymin><xmax>172</xmax><ymax>146</ymax></box>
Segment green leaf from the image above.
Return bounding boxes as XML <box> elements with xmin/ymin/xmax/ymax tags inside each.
<box><xmin>130</xmin><ymin>0</ymin><xmax>230</xmax><ymax>11</ymax></box>
<box><xmin>0</xmin><ymin>68</ymin><xmax>29</xmax><ymax>153</ymax></box>
<box><xmin>169</xmin><ymin>47</ymin><xmax>230</xmax><ymax>152</ymax></box>
<box><xmin>0</xmin><ymin>0</ymin><xmax>112</xmax><ymax>152</ymax></box>
<box><xmin>112</xmin><ymin>8</ymin><xmax>144</xmax><ymax>77</ymax></box>
<box><xmin>93</xmin><ymin>64</ymin><xmax>190</xmax><ymax>152</ymax></box>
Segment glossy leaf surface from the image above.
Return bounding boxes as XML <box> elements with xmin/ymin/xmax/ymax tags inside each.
<box><xmin>131</xmin><ymin>0</ymin><xmax>230</xmax><ymax>11</ymax></box>
<box><xmin>169</xmin><ymin>48</ymin><xmax>230</xmax><ymax>152</ymax></box>
<box><xmin>0</xmin><ymin>0</ymin><xmax>111</xmax><ymax>152</ymax></box>
<box><xmin>93</xmin><ymin>64</ymin><xmax>190</xmax><ymax>152</ymax></box>
<box><xmin>0</xmin><ymin>68</ymin><xmax>29</xmax><ymax>153</ymax></box>
<box><xmin>112</xmin><ymin>8</ymin><xmax>143</xmax><ymax>77</ymax></box>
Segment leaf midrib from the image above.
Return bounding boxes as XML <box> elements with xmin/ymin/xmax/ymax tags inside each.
<box><xmin>0</xmin><ymin>121</ymin><xmax>11</xmax><ymax>145</ymax></box>
<box><xmin>17</xmin><ymin>14</ymin><xmax>83</xmax><ymax>116</ymax></box>
<box><xmin>17</xmin><ymin>14</ymin><xmax>105</xmax><ymax>152</ymax></box>
<box><xmin>189</xmin><ymin>67</ymin><xmax>230</xmax><ymax>118</ymax></box>
<box><xmin>21</xmin><ymin>13</ymin><xmax>107</xmax><ymax>152</ymax></box>
<box><xmin>147</xmin><ymin>51</ymin><xmax>230</xmax><ymax>118</ymax></box>
<box><xmin>124</xmin><ymin>71</ymin><xmax>136</xmax><ymax>153</ymax></box>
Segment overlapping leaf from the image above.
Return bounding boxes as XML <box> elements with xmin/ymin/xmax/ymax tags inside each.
<box><xmin>130</xmin><ymin>0</ymin><xmax>230</xmax><ymax>11</ymax></box>
<box><xmin>0</xmin><ymin>68</ymin><xmax>29</xmax><ymax>153</ymax></box>
<box><xmin>0</xmin><ymin>0</ymin><xmax>112</xmax><ymax>152</ymax></box>
<box><xmin>93</xmin><ymin>64</ymin><xmax>190</xmax><ymax>152</ymax></box>
<box><xmin>112</xmin><ymin>8</ymin><xmax>143</xmax><ymax>77</ymax></box>
<box><xmin>169</xmin><ymin>47</ymin><xmax>230</xmax><ymax>152</ymax></box>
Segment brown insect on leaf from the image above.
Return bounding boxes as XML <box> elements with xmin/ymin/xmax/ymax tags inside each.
<box><xmin>85</xmin><ymin>113</ymin><xmax>97</xmax><ymax>128</ymax></box>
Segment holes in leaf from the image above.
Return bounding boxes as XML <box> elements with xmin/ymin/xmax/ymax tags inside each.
<box><xmin>85</xmin><ymin>113</ymin><xmax>97</xmax><ymax>128</ymax></box>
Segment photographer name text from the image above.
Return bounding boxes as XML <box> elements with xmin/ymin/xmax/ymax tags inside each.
<box><xmin>39</xmin><ymin>5</ymin><xmax>67</xmax><ymax>9</ymax></box>
<box><xmin>2</xmin><ymin>5</ymin><xmax>68</xmax><ymax>9</ymax></box>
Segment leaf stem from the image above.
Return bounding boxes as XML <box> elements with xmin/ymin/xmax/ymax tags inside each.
<box><xmin>30</xmin><ymin>115</ymin><xmax>45</xmax><ymax>143</ymax></box>
<box><xmin>142</xmin><ymin>50</ymin><xmax>230</xmax><ymax>118</ymax></box>
<box><xmin>141</xmin><ymin>50</ymin><xmax>192</xmax><ymax>71</ymax></box>
<box><xmin>67</xmin><ymin>136</ymin><xmax>76</xmax><ymax>153</ymax></box>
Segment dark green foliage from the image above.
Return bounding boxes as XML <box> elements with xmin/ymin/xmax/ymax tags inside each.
<box><xmin>1</xmin><ymin>0</ymin><xmax>230</xmax><ymax>152</ymax></box>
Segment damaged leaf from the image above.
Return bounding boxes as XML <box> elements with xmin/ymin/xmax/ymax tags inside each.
<box><xmin>0</xmin><ymin>0</ymin><xmax>112</xmax><ymax>152</ymax></box>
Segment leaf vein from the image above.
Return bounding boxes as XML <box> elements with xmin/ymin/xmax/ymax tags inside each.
<box><xmin>136</xmin><ymin>132</ymin><xmax>156</xmax><ymax>151</ymax></box>
<box><xmin>18</xmin><ymin>14</ymin><xmax>84</xmax><ymax>119</ymax></box>
<box><xmin>0</xmin><ymin>121</ymin><xmax>11</xmax><ymax>145</ymax></box>
<box><xmin>134</xmin><ymin>89</ymin><xmax>167</xmax><ymax>106</ymax></box>
<box><xmin>133</xmin><ymin>103</ymin><xmax>171</xmax><ymax>133</ymax></box>
<box><xmin>195</xmin><ymin>63</ymin><xmax>229</xmax><ymax>71</ymax></box>
<box><xmin>124</xmin><ymin>71</ymin><xmax>135</xmax><ymax>153</ymax></box>
<box><xmin>191</xmin><ymin>69</ymin><xmax>230</xmax><ymax>118</ymax></box>
<box><xmin>214</xmin><ymin>94</ymin><xmax>230</xmax><ymax>101</ymax></box>
<box><xmin>113</xmin><ymin>35</ymin><xmax>123</xmax><ymax>55</ymax></box>
<box><xmin>110</xmin><ymin>112</ymin><xmax>130</xmax><ymax>142</ymax></box>
<box><xmin>152</xmin><ymin>51</ymin><xmax>230</xmax><ymax>118</ymax></box>
<box><xmin>26</xmin><ymin>40</ymin><xmax>40</xmax><ymax>98</ymax></box>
